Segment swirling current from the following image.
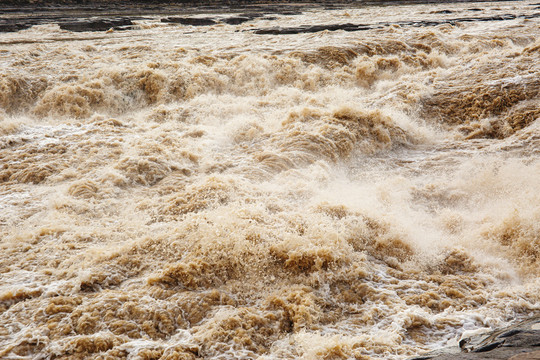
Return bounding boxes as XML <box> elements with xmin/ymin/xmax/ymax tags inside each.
<box><xmin>1</xmin><ymin>1</ymin><xmax>539</xmax><ymax>359</ymax></box>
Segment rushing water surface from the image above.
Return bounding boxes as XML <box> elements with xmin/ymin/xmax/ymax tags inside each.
<box><xmin>1</xmin><ymin>1</ymin><xmax>539</xmax><ymax>359</ymax></box>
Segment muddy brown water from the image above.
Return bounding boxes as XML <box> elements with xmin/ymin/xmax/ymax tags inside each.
<box><xmin>1</xmin><ymin>1</ymin><xmax>539</xmax><ymax>359</ymax></box>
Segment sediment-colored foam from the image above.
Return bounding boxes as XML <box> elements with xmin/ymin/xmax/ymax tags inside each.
<box><xmin>1</xmin><ymin>1</ymin><xmax>539</xmax><ymax>359</ymax></box>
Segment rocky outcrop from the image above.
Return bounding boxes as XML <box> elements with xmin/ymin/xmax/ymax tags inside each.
<box><xmin>0</xmin><ymin>4</ymin><xmax>296</xmax><ymax>33</ymax></box>
<box><xmin>254</xmin><ymin>23</ymin><xmax>372</xmax><ymax>35</ymax></box>
<box><xmin>7</xmin><ymin>1</ymin><xmax>539</xmax><ymax>35</ymax></box>
<box><xmin>59</xmin><ymin>18</ymin><xmax>134</xmax><ymax>31</ymax></box>
<box><xmin>222</xmin><ymin>16</ymin><xmax>253</xmax><ymax>25</ymax></box>
<box><xmin>0</xmin><ymin>23</ymin><xmax>34</xmax><ymax>33</ymax></box>
<box><xmin>410</xmin><ymin>316</ymin><xmax>540</xmax><ymax>360</ymax></box>
<box><xmin>251</xmin><ymin>12</ymin><xmax>540</xmax><ymax>35</ymax></box>
<box><xmin>161</xmin><ymin>17</ymin><xmax>217</xmax><ymax>26</ymax></box>
<box><xmin>222</xmin><ymin>13</ymin><xmax>266</xmax><ymax>24</ymax></box>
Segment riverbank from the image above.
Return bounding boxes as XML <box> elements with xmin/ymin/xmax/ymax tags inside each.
<box><xmin>2</xmin><ymin>0</ymin><xmax>537</xmax><ymax>33</ymax></box>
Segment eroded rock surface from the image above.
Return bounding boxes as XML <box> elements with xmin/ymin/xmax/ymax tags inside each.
<box><xmin>252</xmin><ymin>12</ymin><xmax>540</xmax><ymax>35</ymax></box>
<box><xmin>411</xmin><ymin>316</ymin><xmax>540</xmax><ymax>360</ymax></box>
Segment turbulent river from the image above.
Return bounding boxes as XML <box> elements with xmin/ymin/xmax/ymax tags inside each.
<box><xmin>1</xmin><ymin>1</ymin><xmax>540</xmax><ymax>359</ymax></box>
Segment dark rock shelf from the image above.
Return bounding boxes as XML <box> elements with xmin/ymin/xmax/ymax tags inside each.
<box><xmin>161</xmin><ymin>17</ymin><xmax>217</xmax><ymax>26</ymax></box>
<box><xmin>59</xmin><ymin>18</ymin><xmax>134</xmax><ymax>31</ymax></box>
<box><xmin>3</xmin><ymin>0</ymin><xmax>537</xmax><ymax>34</ymax></box>
<box><xmin>410</xmin><ymin>316</ymin><xmax>540</xmax><ymax>360</ymax></box>
<box><xmin>0</xmin><ymin>3</ymin><xmax>303</xmax><ymax>33</ymax></box>
<box><xmin>254</xmin><ymin>23</ymin><xmax>373</xmax><ymax>35</ymax></box>
<box><xmin>251</xmin><ymin>12</ymin><xmax>540</xmax><ymax>35</ymax></box>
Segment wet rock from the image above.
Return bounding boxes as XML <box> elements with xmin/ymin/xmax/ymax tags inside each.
<box><xmin>0</xmin><ymin>15</ymin><xmax>49</xmax><ymax>33</ymax></box>
<box><xmin>223</xmin><ymin>16</ymin><xmax>252</xmax><ymax>25</ymax></box>
<box><xmin>433</xmin><ymin>10</ymin><xmax>453</xmax><ymax>14</ymax></box>
<box><xmin>0</xmin><ymin>13</ymin><xmax>141</xmax><ymax>34</ymax></box>
<box><xmin>254</xmin><ymin>23</ymin><xmax>372</xmax><ymax>35</ymax></box>
<box><xmin>279</xmin><ymin>11</ymin><xmax>303</xmax><ymax>15</ymax></box>
<box><xmin>161</xmin><ymin>17</ymin><xmax>217</xmax><ymax>26</ymax></box>
<box><xmin>252</xmin><ymin>12</ymin><xmax>540</xmax><ymax>35</ymax></box>
<box><xmin>0</xmin><ymin>23</ymin><xmax>34</xmax><ymax>33</ymax></box>
<box><xmin>59</xmin><ymin>18</ymin><xmax>134</xmax><ymax>32</ymax></box>
<box><xmin>410</xmin><ymin>316</ymin><xmax>540</xmax><ymax>360</ymax></box>
<box><xmin>240</xmin><ymin>12</ymin><xmax>264</xmax><ymax>18</ymax></box>
<box><xmin>222</xmin><ymin>13</ymin><xmax>266</xmax><ymax>25</ymax></box>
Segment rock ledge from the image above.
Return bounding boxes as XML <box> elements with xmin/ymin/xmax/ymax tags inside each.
<box><xmin>410</xmin><ymin>316</ymin><xmax>540</xmax><ymax>360</ymax></box>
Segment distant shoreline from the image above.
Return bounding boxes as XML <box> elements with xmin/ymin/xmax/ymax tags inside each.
<box><xmin>0</xmin><ymin>0</ymin><xmax>510</xmax><ymax>10</ymax></box>
<box><xmin>0</xmin><ymin>0</ymin><xmax>514</xmax><ymax>21</ymax></box>
<box><xmin>0</xmin><ymin>0</ymin><xmax>526</xmax><ymax>34</ymax></box>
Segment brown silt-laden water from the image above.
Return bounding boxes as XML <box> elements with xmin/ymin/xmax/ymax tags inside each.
<box><xmin>1</xmin><ymin>1</ymin><xmax>539</xmax><ymax>359</ymax></box>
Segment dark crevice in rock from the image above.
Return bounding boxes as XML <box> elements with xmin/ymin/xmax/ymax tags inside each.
<box><xmin>472</xmin><ymin>340</ymin><xmax>505</xmax><ymax>353</ymax></box>
<box><xmin>433</xmin><ymin>10</ymin><xmax>453</xmax><ymax>14</ymax></box>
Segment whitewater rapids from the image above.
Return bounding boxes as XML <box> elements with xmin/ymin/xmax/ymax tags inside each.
<box><xmin>1</xmin><ymin>1</ymin><xmax>539</xmax><ymax>359</ymax></box>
